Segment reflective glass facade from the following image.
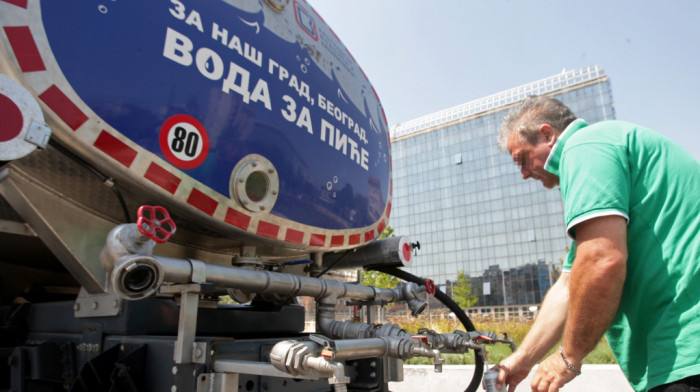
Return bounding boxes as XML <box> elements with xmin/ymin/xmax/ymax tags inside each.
<box><xmin>389</xmin><ymin>66</ymin><xmax>615</xmax><ymax>305</ymax></box>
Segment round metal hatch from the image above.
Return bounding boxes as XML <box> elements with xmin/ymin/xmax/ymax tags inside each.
<box><xmin>230</xmin><ymin>154</ymin><xmax>279</xmax><ymax>212</ymax></box>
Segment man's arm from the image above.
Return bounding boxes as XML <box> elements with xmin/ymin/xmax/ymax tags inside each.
<box><xmin>496</xmin><ymin>272</ymin><xmax>570</xmax><ymax>392</ymax></box>
<box><xmin>530</xmin><ymin>215</ymin><xmax>627</xmax><ymax>391</ymax></box>
<box><xmin>564</xmin><ymin>215</ymin><xmax>627</xmax><ymax>360</ymax></box>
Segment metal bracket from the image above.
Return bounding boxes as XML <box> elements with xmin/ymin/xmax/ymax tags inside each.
<box><xmin>0</xmin><ymin>171</ymin><xmax>110</xmax><ymax>293</ymax></box>
<box><xmin>212</xmin><ymin>359</ymin><xmax>320</xmax><ymax>380</ymax></box>
<box><xmin>188</xmin><ymin>258</ymin><xmax>207</xmax><ymax>283</ymax></box>
<box><xmin>74</xmin><ymin>287</ymin><xmax>122</xmax><ymax>318</ymax></box>
<box><xmin>345</xmin><ymin>299</ymin><xmax>389</xmax><ymax>324</ymax></box>
<box><xmin>160</xmin><ymin>283</ymin><xmax>215</xmax><ymax>365</ymax></box>
<box><xmin>25</xmin><ymin>120</ymin><xmax>51</xmax><ymax>148</ymax></box>
<box><xmin>172</xmin><ymin>363</ymin><xmax>205</xmax><ymax>392</ymax></box>
<box><xmin>192</xmin><ymin>341</ymin><xmax>208</xmax><ymax>364</ymax></box>
<box><xmin>165</xmin><ymin>284</ymin><xmax>200</xmax><ymax>364</ymax></box>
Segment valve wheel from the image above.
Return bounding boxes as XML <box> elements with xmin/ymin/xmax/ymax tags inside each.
<box><xmin>425</xmin><ymin>279</ymin><xmax>436</xmax><ymax>296</ymax></box>
<box><xmin>137</xmin><ymin>205</ymin><xmax>176</xmax><ymax>243</ymax></box>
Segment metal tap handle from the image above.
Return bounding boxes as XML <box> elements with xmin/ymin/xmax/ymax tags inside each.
<box><xmin>424</xmin><ymin>279</ymin><xmax>436</xmax><ymax>295</ymax></box>
<box><xmin>136</xmin><ymin>205</ymin><xmax>176</xmax><ymax>243</ymax></box>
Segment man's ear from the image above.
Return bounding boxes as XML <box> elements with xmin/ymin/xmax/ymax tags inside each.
<box><xmin>539</xmin><ymin>124</ymin><xmax>557</xmax><ymax>147</ymax></box>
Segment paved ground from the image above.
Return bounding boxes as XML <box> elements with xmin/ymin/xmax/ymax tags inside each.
<box><xmin>388</xmin><ymin>364</ymin><xmax>634</xmax><ymax>392</ymax></box>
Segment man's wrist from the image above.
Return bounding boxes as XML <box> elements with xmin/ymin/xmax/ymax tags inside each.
<box><xmin>559</xmin><ymin>345</ymin><xmax>582</xmax><ymax>376</ymax></box>
<box><xmin>509</xmin><ymin>347</ymin><xmax>538</xmax><ymax>369</ymax></box>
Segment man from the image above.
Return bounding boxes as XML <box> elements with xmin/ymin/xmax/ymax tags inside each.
<box><xmin>494</xmin><ymin>96</ymin><xmax>700</xmax><ymax>392</ymax></box>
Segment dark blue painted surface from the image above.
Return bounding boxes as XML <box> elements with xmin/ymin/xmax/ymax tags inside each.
<box><xmin>41</xmin><ymin>0</ymin><xmax>390</xmax><ymax>230</ymax></box>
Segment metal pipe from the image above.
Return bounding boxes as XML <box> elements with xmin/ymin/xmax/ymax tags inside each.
<box><xmin>321</xmin><ymin>236</ymin><xmax>413</xmax><ymax>271</ymax></box>
<box><xmin>270</xmin><ymin>336</ymin><xmax>438</xmax><ymax>373</ymax></box>
<box><xmin>110</xmin><ymin>254</ymin><xmax>421</xmax><ymax>303</ymax></box>
<box><xmin>99</xmin><ymin>223</ymin><xmax>155</xmax><ymax>273</ymax></box>
<box><xmin>268</xmin><ymin>339</ymin><xmax>349</xmax><ymax>391</ymax></box>
<box><xmin>316</xmin><ymin>296</ymin><xmax>410</xmax><ymax>340</ymax></box>
<box><xmin>331</xmin><ymin>338</ymin><xmax>390</xmax><ymax>361</ymax></box>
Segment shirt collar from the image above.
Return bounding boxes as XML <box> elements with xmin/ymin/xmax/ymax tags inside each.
<box><xmin>544</xmin><ymin>119</ymin><xmax>588</xmax><ymax>176</ymax></box>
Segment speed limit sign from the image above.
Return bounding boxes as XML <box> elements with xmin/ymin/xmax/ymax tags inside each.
<box><xmin>159</xmin><ymin>114</ymin><xmax>210</xmax><ymax>169</ymax></box>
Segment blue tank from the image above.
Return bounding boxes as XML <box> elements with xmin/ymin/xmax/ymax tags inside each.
<box><xmin>0</xmin><ymin>0</ymin><xmax>392</xmax><ymax>253</ymax></box>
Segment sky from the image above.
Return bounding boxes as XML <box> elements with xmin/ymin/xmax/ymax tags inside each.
<box><xmin>308</xmin><ymin>0</ymin><xmax>700</xmax><ymax>160</ymax></box>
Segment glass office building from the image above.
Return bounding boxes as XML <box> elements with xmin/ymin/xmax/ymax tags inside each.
<box><xmin>389</xmin><ymin>66</ymin><xmax>615</xmax><ymax>305</ymax></box>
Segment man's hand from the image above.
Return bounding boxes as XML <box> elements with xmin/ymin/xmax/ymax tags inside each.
<box><xmin>495</xmin><ymin>352</ymin><xmax>534</xmax><ymax>392</ymax></box>
<box><xmin>492</xmin><ymin>273</ymin><xmax>573</xmax><ymax>392</ymax></box>
<box><xmin>530</xmin><ymin>349</ymin><xmax>578</xmax><ymax>392</ymax></box>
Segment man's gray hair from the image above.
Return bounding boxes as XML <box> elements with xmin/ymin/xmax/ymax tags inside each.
<box><xmin>497</xmin><ymin>96</ymin><xmax>577</xmax><ymax>151</ymax></box>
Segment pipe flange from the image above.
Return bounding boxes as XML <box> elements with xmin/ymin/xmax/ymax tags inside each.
<box><xmin>111</xmin><ymin>255</ymin><xmax>164</xmax><ymax>300</ymax></box>
<box><xmin>229</xmin><ymin>154</ymin><xmax>279</xmax><ymax>212</ymax></box>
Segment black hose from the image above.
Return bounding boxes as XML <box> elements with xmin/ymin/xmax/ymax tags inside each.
<box><xmin>312</xmin><ymin>249</ymin><xmax>353</xmax><ymax>278</ymax></box>
<box><xmin>372</xmin><ymin>266</ymin><xmax>484</xmax><ymax>392</ymax></box>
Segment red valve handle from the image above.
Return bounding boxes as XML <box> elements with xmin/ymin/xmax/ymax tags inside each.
<box><xmin>425</xmin><ymin>279</ymin><xmax>436</xmax><ymax>296</ymax></box>
<box><xmin>411</xmin><ymin>335</ymin><xmax>429</xmax><ymax>343</ymax></box>
<box><xmin>137</xmin><ymin>205</ymin><xmax>176</xmax><ymax>244</ymax></box>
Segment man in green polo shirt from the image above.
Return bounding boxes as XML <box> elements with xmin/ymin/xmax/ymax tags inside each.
<box><xmin>493</xmin><ymin>96</ymin><xmax>700</xmax><ymax>392</ymax></box>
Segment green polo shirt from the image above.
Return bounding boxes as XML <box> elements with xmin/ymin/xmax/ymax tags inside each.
<box><xmin>547</xmin><ymin>120</ymin><xmax>700</xmax><ymax>391</ymax></box>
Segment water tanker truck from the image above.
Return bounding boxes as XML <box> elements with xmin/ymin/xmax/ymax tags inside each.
<box><xmin>0</xmin><ymin>1</ymin><xmax>513</xmax><ymax>391</ymax></box>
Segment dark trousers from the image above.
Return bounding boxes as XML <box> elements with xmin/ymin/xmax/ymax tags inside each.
<box><xmin>649</xmin><ymin>375</ymin><xmax>700</xmax><ymax>392</ymax></box>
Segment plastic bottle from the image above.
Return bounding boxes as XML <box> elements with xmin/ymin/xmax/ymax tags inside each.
<box><xmin>483</xmin><ymin>369</ymin><xmax>505</xmax><ymax>392</ymax></box>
